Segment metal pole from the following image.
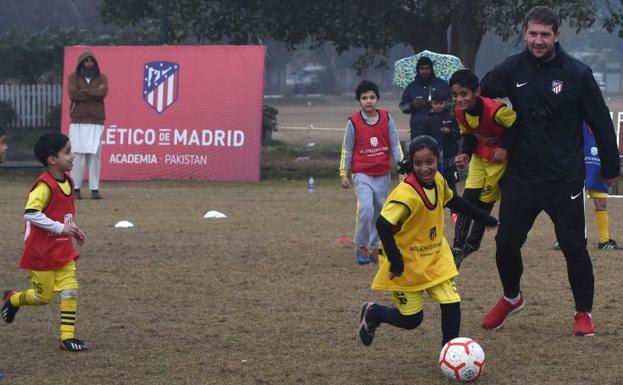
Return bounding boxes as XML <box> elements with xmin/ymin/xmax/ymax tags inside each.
<box><xmin>161</xmin><ymin>0</ymin><xmax>169</xmax><ymax>44</ymax></box>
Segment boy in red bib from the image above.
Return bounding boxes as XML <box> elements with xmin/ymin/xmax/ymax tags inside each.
<box><xmin>1</xmin><ymin>133</ymin><xmax>87</xmax><ymax>352</ymax></box>
<box><xmin>450</xmin><ymin>69</ymin><xmax>517</xmax><ymax>268</ymax></box>
<box><xmin>340</xmin><ymin>81</ymin><xmax>404</xmax><ymax>264</ymax></box>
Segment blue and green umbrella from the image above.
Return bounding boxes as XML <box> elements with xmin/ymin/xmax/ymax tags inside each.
<box><xmin>393</xmin><ymin>50</ymin><xmax>465</xmax><ymax>88</ymax></box>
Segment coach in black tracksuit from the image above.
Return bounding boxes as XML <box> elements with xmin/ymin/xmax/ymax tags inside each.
<box><xmin>479</xmin><ymin>6</ymin><xmax>619</xmax><ymax>335</ymax></box>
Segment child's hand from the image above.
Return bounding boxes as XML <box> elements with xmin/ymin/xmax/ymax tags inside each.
<box><xmin>389</xmin><ymin>262</ymin><xmax>404</xmax><ymax>280</ymax></box>
<box><xmin>454</xmin><ymin>153</ymin><xmax>469</xmax><ymax>168</ymax></box>
<box><xmin>340</xmin><ymin>176</ymin><xmax>351</xmax><ymax>189</ymax></box>
<box><xmin>389</xmin><ymin>271</ymin><xmax>402</xmax><ymax>280</ymax></box>
<box><xmin>63</xmin><ymin>223</ymin><xmax>86</xmax><ymax>246</ymax></box>
<box><xmin>491</xmin><ymin>148</ymin><xmax>508</xmax><ymax>163</ymax></box>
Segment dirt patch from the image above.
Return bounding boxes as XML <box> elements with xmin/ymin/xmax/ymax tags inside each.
<box><xmin>1</xmin><ymin>175</ymin><xmax>622</xmax><ymax>384</ymax></box>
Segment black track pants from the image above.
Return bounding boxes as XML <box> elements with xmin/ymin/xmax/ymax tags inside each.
<box><xmin>495</xmin><ymin>178</ymin><xmax>593</xmax><ymax>312</ymax></box>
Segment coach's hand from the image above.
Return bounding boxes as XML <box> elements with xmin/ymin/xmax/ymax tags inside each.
<box><xmin>340</xmin><ymin>175</ymin><xmax>351</xmax><ymax>189</ymax></box>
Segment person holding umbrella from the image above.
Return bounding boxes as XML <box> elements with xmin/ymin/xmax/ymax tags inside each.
<box><xmin>399</xmin><ymin>57</ymin><xmax>450</xmax><ymax>140</ymax></box>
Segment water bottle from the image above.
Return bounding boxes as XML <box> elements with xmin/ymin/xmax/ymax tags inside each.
<box><xmin>308</xmin><ymin>176</ymin><xmax>315</xmax><ymax>193</ymax></box>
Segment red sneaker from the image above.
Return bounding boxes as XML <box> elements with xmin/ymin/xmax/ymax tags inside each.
<box><xmin>573</xmin><ymin>312</ymin><xmax>595</xmax><ymax>337</ymax></box>
<box><xmin>482</xmin><ymin>293</ymin><xmax>525</xmax><ymax>330</ymax></box>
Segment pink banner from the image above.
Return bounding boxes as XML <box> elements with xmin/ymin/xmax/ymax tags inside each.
<box><xmin>61</xmin><ymin>45</ymin><xmax>265</xmax><ymax>181</ymax></box>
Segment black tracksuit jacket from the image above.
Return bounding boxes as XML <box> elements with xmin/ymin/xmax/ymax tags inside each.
<box><xmin>480</xmin><ymin>44</ymin><xmax>619</xmax><ymax>186</ymax></box>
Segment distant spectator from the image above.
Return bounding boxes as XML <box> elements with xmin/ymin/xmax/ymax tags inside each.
<box><xmin>421</xmin><ymin>88</ymin><xmax>461</xmax><ymax>196</ymax></box>
<box><xmin>0</xmin><ymin>127</ymin><xmax>7</xmax><ymax>164</ymax></box>
<box><xmin>68</xmin><ymin>50</ymin><xmax>108</xmax><ymax>200</ymax></box>
<box><xmin>399</xmin><ymin>57</ymin><xmax>450</xmax><ymax>140</ymax></box>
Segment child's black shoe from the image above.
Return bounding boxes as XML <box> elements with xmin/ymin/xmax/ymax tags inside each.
<box><xmin>60</xmin><ymin>338</ymin><xmax>88</xmax><ymax>352</ymax></box>
<box><xmin>1</xmin><ymin>290</ymin><xmax>18</xmax><ymax>323</ymax></box>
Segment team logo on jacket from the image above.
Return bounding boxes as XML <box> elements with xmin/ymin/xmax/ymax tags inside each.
<box><xmin>370</xmin><ymin>136</ymin><xmax>378</xmax><ymax>147</ymax></box>
<box><xmin>591</xmin><ymin>146</ymin><xmax>598</xmax><ymax>156</ymax></box>
<box><xmin>143</xmin><ymin>61</ymin><xmax>180</xmax><ymax>113</ymax></box>
<box><xmin>429</xmin><ymin>226</ymin><xmax>437</xmax><ymax>240</ymax></box>
<box><xmin>551</xmin><ymin>80</ymin><xmax>564</xmax><ymax>94</ymax></box>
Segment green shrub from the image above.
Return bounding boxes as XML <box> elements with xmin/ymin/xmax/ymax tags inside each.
<box><xmin>262</xmin><ymin>104</ymin><xmax>279</xmax><ymax>145</ymax></box>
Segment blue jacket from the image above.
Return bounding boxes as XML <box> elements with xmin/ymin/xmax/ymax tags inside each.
<box><xmin>399</xmin><ymin>75</ymin><xmax>450</xmax><ymax>139</ymax></box>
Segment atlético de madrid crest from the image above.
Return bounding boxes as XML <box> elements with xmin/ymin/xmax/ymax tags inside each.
<box><xmin>143</xmin><ymin>61</ymin><xmax>180</xmax><ymax>113</ymax></box>
<box><xmin>429</xmin><ymin>226</ymin><xmax>437</xmax><ymax>240</ymax></box>
<box><xmin>551</xmin><ymin>80</ymin><xmax>564</xmax><ymax>94</ymax></box>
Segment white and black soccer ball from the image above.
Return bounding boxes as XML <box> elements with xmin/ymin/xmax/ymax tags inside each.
<box><xmin>438</xmin><ymin>337</ymin><xmax>485</xmax><ymax>382</ymax></box>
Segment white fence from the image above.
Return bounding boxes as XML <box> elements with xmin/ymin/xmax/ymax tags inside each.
<box><xmin>0</xmin><ymin>84</ymin><xmax>62</xmax><ymax>128</ymax></box>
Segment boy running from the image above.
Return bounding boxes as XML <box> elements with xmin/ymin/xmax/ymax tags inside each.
<box><xmin>1</xmin><ymin>133</ymin><xmax>88</xmax><ymax>351</ymax></box>
<box><xmin>450</xmin><ymin>69</ymin><xmax>517</xmax><ymax>268</ymax></box>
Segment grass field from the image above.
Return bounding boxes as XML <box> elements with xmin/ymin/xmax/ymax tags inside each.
<box><xmin>0</xmin><ymin>95</ymin><xmax>623</xmax><ymax>384</ymax></box>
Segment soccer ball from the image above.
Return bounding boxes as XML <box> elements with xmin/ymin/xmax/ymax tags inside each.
<box><xmin>438</xmin><ymin>337</ymin><xmax>485</xmax><ymax>382</ymax></box>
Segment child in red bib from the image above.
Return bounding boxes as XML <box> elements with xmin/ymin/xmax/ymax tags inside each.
<box><xmin>1</xmin><ymin>133</ymin><xmax>88</xmax><ymax>352</ymax></box>
<box><xmin>450</xmin><ymin>69</ymin><xmax>517</xmax><ymax>268</ymax></box>
<box><xmin>339</xmin><ymin>81</ymin><xmax>404</xmax><ymax>265</ymax></box>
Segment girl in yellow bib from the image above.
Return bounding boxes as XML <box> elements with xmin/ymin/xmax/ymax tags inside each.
<box><xmin>357</xmin><ymin>135</ymin><xmax>498</xmax><ymax>347</ymax></box>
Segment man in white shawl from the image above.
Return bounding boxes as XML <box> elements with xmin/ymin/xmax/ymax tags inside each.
<box><xmin>67</xmin><ymin>50</ymin><xmax>108</xmax><ymax>200</ymax></box>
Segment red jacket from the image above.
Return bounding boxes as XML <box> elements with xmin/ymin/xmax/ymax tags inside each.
<box><xmin>350</xmin><ymin>110</ymin><xmax>391</xmax><ymax>176</ymax></box>
<box><xmin>454</xmin><ymin>97</ymin><xmax>506</xmax><ymax>161</ymax></box>
<box><xmin>20</xmin><ymin>172</ymin><xmax>79</xmax><ymax>271</ymax></box>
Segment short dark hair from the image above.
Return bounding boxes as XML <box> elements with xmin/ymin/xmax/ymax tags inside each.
<box><xmin>449</xmin><ymin>69</ymin><xmax>479</xmax><ymax>92</ymax></box>
<box><xmin>0</xmin><ymin>127</ymin><xmax>5</xmax><ymax>137</ymax></box>
<box><xmin>524</xmin><ymin>6</ymin><xmax>559</xmax><ymax>33</ymax></box>
<box><xmin>355</xmin><ymin>80</ymin><xmax>380</xmax><ymax>100</ymax></box>
<box><xmin>34</xmin><ymin>132</ymin><xmax>69</xmax><ymax>166</ymax></box>
<box><xmin>431</xmin><ymin>88</ymin><xmax>449</xmax><ymax>102</ymax></box>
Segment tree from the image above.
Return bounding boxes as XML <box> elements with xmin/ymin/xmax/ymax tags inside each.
<box><xmin>603</xmin><ymin>0</ymin><xmax>623</xmax><ymax>37</ymax></box>
<box><xmin>0</xmin><ymin>27</ymin><xmax>155</xmax><ymax>84</ymax></box>
<box><xmin>99</xmin><ymin>0</ymin><xmax>618</xmax><ymax>71</ymax></box>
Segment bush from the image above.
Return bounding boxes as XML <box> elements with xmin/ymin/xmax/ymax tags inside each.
<box><xmin>0</xmin><ymin>100</ymin><xmax>17</xmax><ymax>126</ymax></box>
<box><xmin>262</xmin><ymin>104</ymin><xmax>279</xmax><ymax>145</ymax></box>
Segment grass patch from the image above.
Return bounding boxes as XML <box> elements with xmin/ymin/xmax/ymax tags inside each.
<box><xmin>261</xmin><ymin>139</ymin><xmax>341</xmax><ymax>180</ymax></box>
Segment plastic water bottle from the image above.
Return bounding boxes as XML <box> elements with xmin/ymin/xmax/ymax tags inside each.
<box><xmin>308</xmin><ymin>176</ymin><xmax>315</xmax><ymax>193</ymax></box>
